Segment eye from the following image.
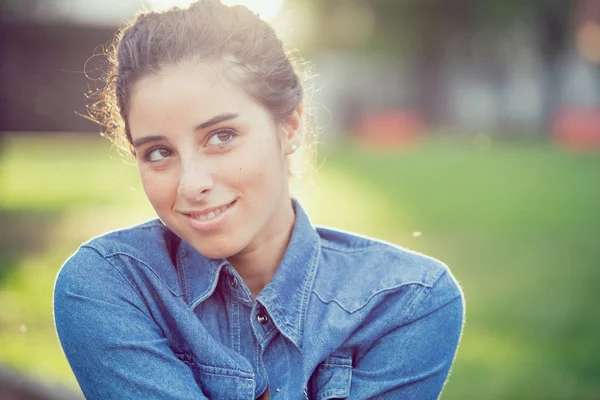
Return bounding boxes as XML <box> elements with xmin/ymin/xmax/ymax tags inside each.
<box><xmin>206</xmin><ymin>130</ymin><xmax>236</xmax><ymax>147</ymax></box>
<box><xmin>146</xmin><ymin>147</ymin><xmax>172</xmax><ymax>162</ymax></box>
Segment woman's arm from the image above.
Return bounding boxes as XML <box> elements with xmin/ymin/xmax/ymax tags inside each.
<box><xmin>53</xmin><ymin>246</ymin><xmax>208</xmax><ymax>400</ymax></box>
<box><xmin>350</xmin><ymin>270</ymin><xmax>465</xmax><ymax>399</ymax></box>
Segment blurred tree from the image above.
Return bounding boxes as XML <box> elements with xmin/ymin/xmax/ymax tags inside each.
<box><xmin>0</xmin><ymin>0</ymin><xmax>43</xmax><ymax>21</ymax></box>
<box><xmin>293</xmin><ymin>0</ymin><xmax>575</xmax><ymax>130</ymax></box>
<box><xmin>3</xmin><ymin>0</ymin><xmax>580</xmax><ymax>131</ymax></box>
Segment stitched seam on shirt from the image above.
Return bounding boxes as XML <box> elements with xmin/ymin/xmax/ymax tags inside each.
<box><xmin>398</xmin><ymin>269</ymin><xmax>460</xmax><ymax>325</ymax></box>
<box><xmin>281</xmin><ymin>334</ymin><xmax>291</xmax><ymax>382</ymax></box>
<box><xmin>355</xmin><ymin>273</ymin><xmax>463</xmax><ymax>368</ymax></box>
<box><xmin>351</xmin><ymin>284</ymin><xmax>439</xmax><ymax>366</ymax></box>
<box><xmin>321</xmin><ymin>363</ymin><xmax>352</xmax><ymax>368</ymax></box>
<box><xmin>262</xmin><ymin>323</ymin><xmax>278</xmax><ymax>340</ymax></box>
<box><xmin>199</xmin><ymin>372</ymin><xmax>253</xmax><ymax>381</ymax></box>
<box><xmin>324</xmin><ymin>354</ymin><xmax>353</xmax><ymax>365</ymax></box>
<box><xmin>100</xmin><ymin>250</ymin><xmax>184</xmax><ymax>297</ymax></box>
<box><xmin>312</xmin><ymin>265</ymin><xmax>438</xmax><ymax>314</ymax></box>
<box><xmin>88</xmin><ymin>240</ymin><xmax>183</xmax><ymax>296</ymax></box>
<box><xmin>232</xmin><ymin>302</ymin><xmax>241</xmax><ymax>353</ymax></box>
<box><xmin>316</xmin><ymin>226</ymin><xmax>387</xmax><ymax>248</ymax></box>
<box><xmin>423</xmin><ymin>261</ymin><xmax>449</xmax><ymax>286</ymax></box>
<box><xmin>254</xmin><ymin>332</ymin><xmax>260</xmax><ymax>391</ymax></box>
<box><xmin>175</xmin><ymin>352</ymin><xmax>254</xmax><ymax>377</ymax></box>
<box><xmin>177</xmin><ymin>245</ymin><xmax>190</xmax><ymax>304</ymax></box>
<box><xmin>85</xmin><ymin>220</ymin><xmax>163</xmax><ymax>243</ymax></box>
<box><xmin>193</xmin><ymin>368</ymin><xmax>255</xmax><ymax>381</ymax></box>
<box><xmin>320</xmin><ymin>388</ymin><xmax>349</xmax><ymax>400</ymax></box>
<box><xmin>187</xmin><ymin>356</ymin><xmax>256</xmax><ymax>377</ymax></box>
<box><xmin>190</xmin><ymin>263</ymin><xmax>225</xmax><ymax>310</ymax></box>
<box><xmin>255</xmin><ymin>336</ymin><xmax>267</xmax><ymax>395</ymax></box>
<box><xmin>312</xmin><ymin>283</ymin><xmax>427</xmax><ymax>314</ymax></box>
<box><xmin>316</xmin><ymin>361</ymin><xmax>352</xmax><ymax>400</ymax></box>
<box><xmin>80</xmin><ymin>245</ymin><xmax>145</xmax><ymax>298</ymax></box>
<box><xmin>319</xmin><ymin>242</ymin><xmax>382</xmax><ymax>253</ymax></box>
<box><xmin>399</xmin><ymin>282</ymin><xmax>430</xmax><ymax>323</ymax></box>
<box><xmin>297</xmin><ymin>239</ymin><xmax>321</xmax><ymax>347</ymax></box>
<box><xmin>406</xmin><ymin>271</ymin><xmax>463</xmax><ymax>325</ymax></box>
<box><xmin>78</xmin><ymin>245</ymin><xmax>161</xmax><ymax>328</ymax></box>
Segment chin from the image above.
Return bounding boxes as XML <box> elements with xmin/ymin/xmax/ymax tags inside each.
<box><xmin>159</xmin><ymin>216</ymin><xmax>243</xmax><ymax>260</ymax></box>
<box><xmin>187</xmin><ymin>235</ymin><xmax>244</xmax><ymax>260</ymax></box>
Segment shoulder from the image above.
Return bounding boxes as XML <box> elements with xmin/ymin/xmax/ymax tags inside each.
<box><xmin>64</xmin><ymin>218</ymin><xmax>180</xmax><ymax>268</ymax></box>
<box><xmin>55</xmin><ymin>219</ymin><xmax>182</xmax><ymax>296</ymax></box>
<box><xmin>315</xmin><ymin>226</ymin><xmax>448</xmax><ymax>288</ymax></box>
<box><xmin>78</xmin><ymin>219</ymin><xmax>177</xmax><ymax>260</ymax></box>
<box><xmin>313</xmin><ymin>226</ymin><xmax>462</xmax><ymax>314</ymax></box>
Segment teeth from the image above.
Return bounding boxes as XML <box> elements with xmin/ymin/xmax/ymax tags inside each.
<box><xmin>190</xmin><ymin>203</ymin><xmax>231</xmax><ymax>221</ymax></box>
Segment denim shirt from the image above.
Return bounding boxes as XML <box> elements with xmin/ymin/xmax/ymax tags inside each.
<box><xmin>53</xmin><ymin>201</ymin><xmax>464</xmax><ymax>400</ymax></box>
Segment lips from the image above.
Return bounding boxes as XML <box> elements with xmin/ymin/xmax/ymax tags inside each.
<box><xmin>181</xmin><ymin>199</ymin><xmax>237</xmax><ymax>231</ymax></box>
<box><xmin>186</xmin><ymin>200</ymin><xmax>235</xmax><ymax>221</ymax></box>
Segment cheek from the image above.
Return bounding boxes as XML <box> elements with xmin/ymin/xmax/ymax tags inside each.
<box><xmin>138</xmin><ymin>168</ymin><xmax>178</xmax><ymax>209</ymax></box>
<box><xmin>237</xmin><ymin>147</ymin><xmax>287</xmax><ymax>208</ymax></box>
<box><xmin>231</xmin><ymin>137</ymin><xmax>285</xmax><ymax>188</ymax></box>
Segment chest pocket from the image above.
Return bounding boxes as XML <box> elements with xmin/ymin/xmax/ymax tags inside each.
<box><xmin>308</xmin><ymin>354</ymin><xmax>353</xmax><ymax>400</ymax></box>
<box><xmin>175</xmin><ymin>352</ymin><xmax>255</xmax><ymax>399</ymax></box>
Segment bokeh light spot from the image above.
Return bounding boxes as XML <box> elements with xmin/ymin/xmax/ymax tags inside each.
<box><xmin>576</xmin><ymin>21</ymin><xmax>600</xmax><ymax>63</ymax></box>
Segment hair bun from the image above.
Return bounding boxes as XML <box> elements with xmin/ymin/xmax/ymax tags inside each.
<box><xmin>87</xmin><ymin>0</ymin><xmax>305</xmax><ymax>156</ymax></box>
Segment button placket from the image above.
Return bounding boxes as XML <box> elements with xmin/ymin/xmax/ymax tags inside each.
<box><xmin>252</xmin><ymin>304</ymin><xmax>275</xmax><ymax>345</ymax></box>
<box><xmin>230</xmin><ymin>276</ymin><xmax>239</xmax><ymax>288</ymax></box>
<box><xmin>255</xmin><ymin>303</ymin><xmax>274</xmax><ymax>332</ymax></box>
<box><xmin>224</xmin><ymin>265</ymin><xmax>253</xmax><ymax>303</ymax></box>
<box><xmin>257</xmin><ymin>313</ymin><xmax>269</xmax><ymax>325</ymax></box>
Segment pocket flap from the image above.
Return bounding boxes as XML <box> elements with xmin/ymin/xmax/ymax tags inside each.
<box><xmin>311</xmin><ymin>355</ymin><xmax>352</xmax><ymax>400</ymax></box>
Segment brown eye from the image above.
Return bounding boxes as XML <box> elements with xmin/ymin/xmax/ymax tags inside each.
<box><xmin>207</xmin><ymin>130</ymin><xmax>236</xmax><ymax>146</ymax></box>
<box><xmin>218</xmin><ymin>132</ymin><xmax>231</xmax><ymax>142</ymax></box>
<box><xmin>147</xmin><ymin>147</ymin><xmax>172</xmax><ymax>162</ymax></box>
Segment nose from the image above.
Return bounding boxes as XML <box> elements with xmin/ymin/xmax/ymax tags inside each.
<box><xmin>177</xmin><ymin>156</ymin><xmax>213</xmax><ymax>202</ymax></box>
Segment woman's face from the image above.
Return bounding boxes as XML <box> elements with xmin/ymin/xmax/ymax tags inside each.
<box><xmin>128</xmin><ymin>60</ymin><xmax>301</xmax><ymax>259</ymax></box>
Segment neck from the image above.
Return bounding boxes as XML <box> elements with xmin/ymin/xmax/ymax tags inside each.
<box><xmin>227</xmin><ymin>198</ymin><xmax>295</xmax><ymax>298</ymax></box>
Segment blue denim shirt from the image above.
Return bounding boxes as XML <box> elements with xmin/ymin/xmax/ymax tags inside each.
<box><xmin>54</xmin><ymin>201</ymin><xmax>464</xmax><ymax>399</ymax></box>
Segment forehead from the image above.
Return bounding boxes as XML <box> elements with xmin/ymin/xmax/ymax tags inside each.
<box><xmin>128</xmin><ymin>60</ymin><xmax>254</xmax><ymax>135</ymax></box>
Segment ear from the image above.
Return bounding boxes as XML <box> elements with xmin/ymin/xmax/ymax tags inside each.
<box><xmin>280</xmin><ymin>105</ymin><xmax>303</xmax><ymax>155</ymax></box>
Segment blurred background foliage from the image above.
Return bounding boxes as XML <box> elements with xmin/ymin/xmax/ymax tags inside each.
<box><xmin>1</xmin><ymin>0</ymin><xmax>600</xmax><ymax>399</ymax></box>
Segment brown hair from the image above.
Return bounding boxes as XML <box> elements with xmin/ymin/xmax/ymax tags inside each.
<box><xmin>85</xmin><ymin>0</ymin><xmax>312</xmax><ymax>162</ymax></box>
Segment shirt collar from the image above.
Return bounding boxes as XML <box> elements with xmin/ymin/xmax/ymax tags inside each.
<box><xmin>177</xmin><ymin>199</ymin><xmax>320</xmax><ymax>350</ymax></box>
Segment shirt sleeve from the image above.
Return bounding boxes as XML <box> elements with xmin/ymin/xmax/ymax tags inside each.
<box><xmin>53</xmin><ymin>246</ymin><xmax>208</xmax><ymax>400</ymax></box>
<box><xmin>349</xmin><ymin>269</ymin><xmax>465</xmax><ymax>400</ymax></box>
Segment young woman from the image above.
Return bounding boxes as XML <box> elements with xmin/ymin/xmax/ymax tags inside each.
<box><xmin>53</xmin><ymin>1</ymin><xmax>464</xmax><ymax>399</ymax></box>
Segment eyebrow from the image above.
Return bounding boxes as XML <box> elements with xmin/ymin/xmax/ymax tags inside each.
<box><xmin>195</xmin><ymin>112</ymin><xmax>240</xmax><ymax>130</ymax></box>
<box><xmin>132</xmin><ymin>135</ymin><xmax>166</xmax><ymax>149</ymax></box>
<box><xmin>132</xmin><ymin>112</ymin><xmax>240</xmax><ymax>149</ymax></box>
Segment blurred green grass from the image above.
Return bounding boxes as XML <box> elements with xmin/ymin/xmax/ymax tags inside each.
<box><xmin>0</xmin><ymin>134</ymin><xmax>599</xmax><ymax>399</ymax></box>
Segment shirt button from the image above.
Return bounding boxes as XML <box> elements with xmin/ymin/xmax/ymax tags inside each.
<box><xmin>230</xmin><ymin>277</ymin><xmax>239</xmax><ymax>288</ymax></box>
<box><xmin>257</xmin><ymin>313</ymin><xmax>269</xmax><ymax>325</ymax></box>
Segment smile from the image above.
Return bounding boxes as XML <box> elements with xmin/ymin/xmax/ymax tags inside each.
<box><xmin>188</xmin><ymin>201</ymin><xmax>234</xmax><ymax>221</ymax></box>
<box><xmin>180</xmin><ymin>200</ymin><xmax>237</xmax><ymax>230</ymax></box>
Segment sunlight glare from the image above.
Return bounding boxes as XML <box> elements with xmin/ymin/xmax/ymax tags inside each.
<box><xmin>146</xmin><ymin>0</ymin><xmax>284</xmax><ymax>20</ymax></box>
<box><xmin>146</xmin><ymin>0</ymin><xmax>197</xmax><ymax>11</ymax></box>
<box><xmin>221</xmin><ymin>0</ymin><xmax>284</xmax><ymax>20</ymax></box>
